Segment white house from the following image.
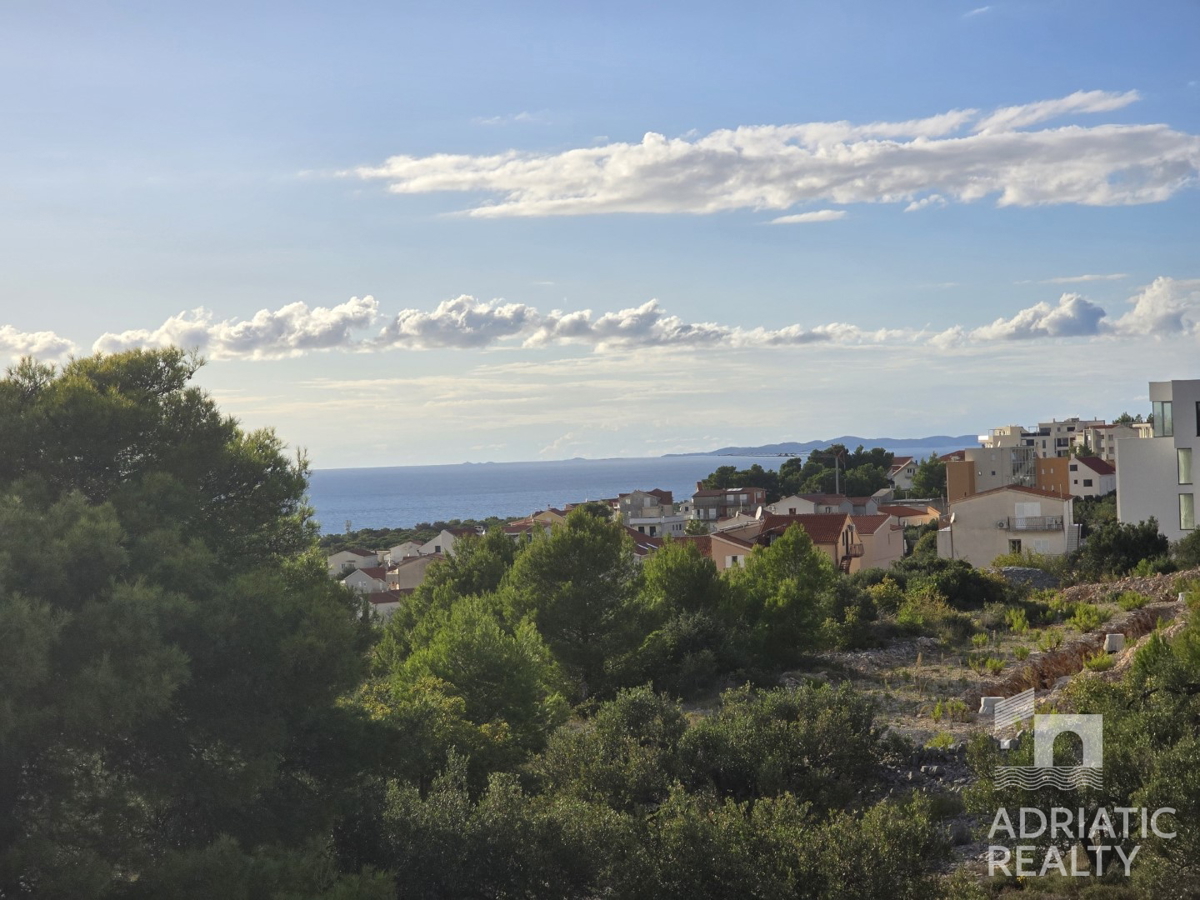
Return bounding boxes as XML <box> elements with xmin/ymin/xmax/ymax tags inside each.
<box><xmin>387</xmin><ymin>541</ymin><xmax>424</xmax><ymax>562</ymax></box>
<box><xmin>617</xmin><ymin>489</ymin><xmax>689</xmax><ymax>538</ymax></box>
<box><xmin>421</xmin><ymin>527</ymin><xmax>480</xmax><ymax>557</ymax></box>
<box><xmin>366</xmin><ymin>590</ymin><xmax>408</xmax><ymax>622</ymax></box>
<box><xmin>1117</xmin><ymin>379</ymin><xmax>1200</xmax><ymax>542</ymax></box>
<box><xmin>1067</xmin><ymin>456</ymin><xmax>1116</xmax><ymax>498</ymax></box>
<box><xmin>327</xmin><ymin>548</ymin><xmax>380</xmax><ymax>575</ymax></box>
<box><xmin>345</xmin><ymin>566</ymin><xmax>389</xmax><ymax>594</ymax></box>
<box><xmin>887</xmin><ymin>456</ymin><xmax>918</xmax><ymax>491</ymax></box>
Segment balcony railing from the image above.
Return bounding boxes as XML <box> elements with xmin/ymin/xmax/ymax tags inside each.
<box><xmin>1005</xmin><ymin>516</ymin><xmax>1064</xmax><ymax>531</ymax></box>
<box><xmin>842</xmin><ymin>543</ymin><xmax>865</xmax><ymax>559</ymax></box>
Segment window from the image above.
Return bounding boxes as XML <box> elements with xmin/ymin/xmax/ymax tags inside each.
<box><xmin>1069</xmin><ymin>464</ymin><xmax>1078</xmax><ymax>472</ymax></box>
<box><xmin>1197</xmin><ymin>401</ymin><xmax>1200</xmax><ymax>437</ymax></box>
<box><xmin>1083</xmin><ymin>479</ymin><xmax>1093</xmax><ymax>487</ymax></box>
<box><xmin>1181</xmin><ymin>494</ymin><xmax>1195</xmax><ymax>531</ymax></box>
<box><xmin>1180</xmin><ymin>448</ymin><xmax>1193</xmax><ymax>485</ymax></box>
<box><xmin>1154</xmin><ymin>400</ymin><xmax>1174</xmax><ymax>437</ymax></box>
<box><xmin>1009</xmin><ymin>539</ymin><xmax>1022</xmax><ymax>553</ymax></box>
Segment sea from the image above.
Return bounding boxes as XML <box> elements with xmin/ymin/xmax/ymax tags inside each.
<box><xmin>307</xmin><ymin>455</ymin><xmax>784</xmax><ymax>533</ymax></box>
<box><xmin>307</xmin><ymin>445</ymin><xmax>954</xmax><ymax>533</ymax></box>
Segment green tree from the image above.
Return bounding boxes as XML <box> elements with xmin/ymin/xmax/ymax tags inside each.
<box><xmin>499</xmin><ymin>508</ymin><xmax>646</xmax><ymax>700</ymax></box>
<box><xmin>396</xmin><ymin>598</ymin><xmax>567</xmax><ymax>756</ymax></box>
<box><xmin>0</xmin><ymin>351</ymin><xmax>374</xmax><ymax>897</ymax></box>
<box><xmin>910</xmin><ymin>454</ymin><xmax>946</xmax><ymax>498</ymax></box>
<box><xmin>726</xmin><ymin>523</ymin><xmax>837</xmax><ymax>669</ymax></box>
<box><xmin>1076</xmin><ymin>517</ymin><xmax>1169</xmax><ymax>579</ymax></box>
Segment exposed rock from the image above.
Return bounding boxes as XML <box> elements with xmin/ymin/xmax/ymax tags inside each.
<box><xmin>995</xmin><ymin>566</ymin><xmax>1059</xmax><ymax>591</ymax></box>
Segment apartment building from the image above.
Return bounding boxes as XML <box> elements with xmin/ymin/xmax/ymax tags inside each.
<box><xmin>945</xmin><ymin>446</ymin><xmax>1068</xmax><ymax>501</ymax></box>
<box><xmin>938</xmin><ymin>485</ymin><xmax>1079</xmax><ymax>566</ymax></box>
<box><xmin>1117</xmin><ymin>379</ymin><xmax>1200</xmax><ymax>542</ymax></box>
<box><xmin>691</xmin><ymin>485</ymin><xmax>767</xmax><ymax>522</ymax></box>
<box><xmin>980</xmin><ymin>418</ymin><xmax>1109</xmax><ymax>458</ymax></box>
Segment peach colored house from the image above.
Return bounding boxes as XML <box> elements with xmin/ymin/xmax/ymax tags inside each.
<box><xmin>850</xmin><ymin>514</ymin><xmax>904</xmax><ymax>572</ymax></box>
<box><xmin>753</xmin><ymin>514</ymin><xmax>862</xmax><ymax>573</ymax></box>
<box><xmin>677</xmin><ymin>532</ymin><xmax>755</xmax><ymax>571</ymax></box>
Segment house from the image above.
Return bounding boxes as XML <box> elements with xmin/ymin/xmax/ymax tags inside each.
<box><xmin>387</xmin><ymin>541</ymin><xmax>424</xmax><ymax>562</ymax></box>
<box><xmin>366</xmin><ymin>589</ymin><xmax>410</xmax><ymax>622</ymax></box>
<box><xmin>344</xmin><ymin>565</ymin><xmax>389</xmax><ymax>594</ymax></box>
<box><xmin>691</xmin><ymin>485</ymin><xmax>767</xmax><ymax>522</ymax></box>
<box><xmin>754</xmin><ymin>513</ymin><xmax>862</xmax><ymax>573</ymax></box>
<box><xmin>1067</xmin><ymin>456</ymin><xmax>1116</xmax><ymax>498</ymax></box>
<box><xmin>677</xmin><ymin>532</ymin><xmax>756</xmax><ymax>571</ymax></box>
<box><xmin>326</xmin><ymin>547</ymin><xmax>379</xmax><ymax>575</ymax></box>
<box><xmin>621</xmin><ymin>525</ymin><xmax>663</xmax><ymax>561</ymax></box>
<box><xmin>421</xmin><ymin>527</ymin><xmax>481</xmax><ymax>557</ymax></box>
<box><xmin>851</xmin><ymin>514</ymin><xmax>904</xmax><ymax>572</ymax></box>
<box><xmin>945</xmin><ymin>447</ymin><xmax>1067</xmax><ymax>501</ymax></box>
<box><xmin>388</xmin><ymin>554</ymin><xmax>443</xmax><ymax>590</ymax></box>
<box><xmin>887</xmin><ymin>456</ymin><xmax>918</xmax><ymax>491</ymax></box>
<box><xmin>937</xmin><ymin>485</ymin><xmax>1079</xmax><ymax>566</ymax></box>
<box><xmin>1078</xmin><ymin>423</ymin><xmax>1140</xmax><ymax>463</ymax></box>
<box><xmin>766</xmin><ymin>494</ymin><xmax>822</xmax><ymax>515</ymax></box>
<box><xmin>877</xmin><ymin>503</ymin><xmax>941</xmax><ymax>527</ymax></box>
<box><xmin>617</xmin><ymin>489</ymin><xmax>688</xmax><ymax>538</ymax></box>
<box><xmin>1116</xmin><ymin>379</ymin><xmax>1200</xmax><ymax>542</ymax></box>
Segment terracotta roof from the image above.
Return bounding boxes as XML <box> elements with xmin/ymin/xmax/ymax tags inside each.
<box><xmin>851</xmin><ymin>514</ymin><xmax>895</xmax><ymax>534</ymax></box>
<box><xmin>355</xmin><ymin>566</ymin><xmax>388</xmax><ymax>579</ymax></box>
<box><xmin>798</xmin><ymin>493</ymin><xmax>847</xmax><ymax>504</ymax></box>
<box><xmin>1074</xmin><ymin>456</ymin><xmax>1116</xmax><ymax>475</ymax></box>
<box><xmin>622</xmin><ymin>525</ymin><xmax>663</xmax><ymax>557</ymax></box>
<box><xmin>940</xmin><ymin>450</ymin><xmax>968</xmax><ymax>461</ymax></box>
<box><xmin>758</xmin><ymin>514</ymin><xmax>850</xmax><ymax>546</ymax></box>
<box><xmin>394</xmin><ymin>554</ymin><xmax>440</xmax><ymax>568</ymax></box>
<box><xmin>878</xmin><ymin>504</ymin><xmax>931</xmax><ymax>518</ymax></box>
<box><xmin>953</xmin><ymin>484</ymin><xmax>1072</xmax><ymax>503</ymax></box>
<box><xmin>888</xmin><ymin>456</ymin><xmax>914</xmax><ymax>472</ymax></box>
<box><xmin>339</xmin><ymin>548</ymin><xmax>375</xmax><ymax>557</ymax></box>
<box><xmin>366</xmin><ymin>590</ymin><xmax>408</xmax><ymax>605</ymax></box>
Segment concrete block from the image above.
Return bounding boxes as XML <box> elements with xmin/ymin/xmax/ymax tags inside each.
<box><xmin>979</xmin><ymin>696</ymin><xmax>1003</xmax><ymax>715</ymax></box>
<box><xmin>1104</xmin><ymin>633</ymin><xmax>1125</xmax><ymax>653</ymax></box>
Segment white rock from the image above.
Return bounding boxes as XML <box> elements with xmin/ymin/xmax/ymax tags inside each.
<box><xmin>1104</xmin><ymin>633</ymin><xmax>1125</xmax><ymax>653</ymax></box>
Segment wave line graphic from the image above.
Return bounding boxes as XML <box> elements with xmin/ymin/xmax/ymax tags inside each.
<box><xmin>993</xmin><ymin>688</ymin><xmax>1035</xmax><ymax>732</ymax></box>
<box><xmin>995</xmin><ymin>766</ymin><xmax>1103</xmax><ymax>790</ymax></box>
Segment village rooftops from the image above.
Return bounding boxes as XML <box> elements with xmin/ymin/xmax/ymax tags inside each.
<box><xmin>952</xmin><ymin>483</ymin><xmax>1073</xmax><ymax>503</ymax></box>
<box><xmin>1074</xmin><ymin>456</ymin><xmax>1116</xmax><ymax>475</ymax></box>
<box><xmin>757</xmin><ymin>513</ymin><xmax>851</xmax><ymax>545</ymax></box>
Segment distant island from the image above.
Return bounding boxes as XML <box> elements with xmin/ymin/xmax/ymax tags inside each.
<box><xmin>664</xmin><ymin>434</ymin><xmax>979</xmax><ymax>457</ymax></box>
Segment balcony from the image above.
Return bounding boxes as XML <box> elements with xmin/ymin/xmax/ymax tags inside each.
<box><xmin>1004</xmin><ymin>516</ymin><xmax>1064</xmax><ymax>531</ymax></box>
<box><xmin>842</xmin><ymin>543</ymin><xmax>865</xmax><ymax>559</ymax></box>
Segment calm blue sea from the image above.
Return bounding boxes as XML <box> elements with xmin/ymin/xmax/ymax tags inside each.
<box><xmin>307</xmin><ymin>444</ymin><xmax>960</xmax><ymax>533</ymax></box>
<box><xmin>307</xmin><ymin>456</ymin><xmax>782</xmax><ymax>533</ymax></box>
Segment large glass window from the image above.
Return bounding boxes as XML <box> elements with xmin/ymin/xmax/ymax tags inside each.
<box><xmin>1181</xmin><ymin>494</ymin><xmax>1196</xmax><ymax>532</ymax></box>
<box><xmin>1154</xmin><ymin>401</ymin><xmax>1174</xmax><ymax>437</ymax></box>
<box><xmin>1180</xmin><ymin>448</ymin><xmax>1193</xmax><ymax>485</ymax></box>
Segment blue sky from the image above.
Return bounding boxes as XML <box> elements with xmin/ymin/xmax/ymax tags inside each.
<box><xmin>3</xmin><ymin>1</ymin><xmax>1200</xmax><ymax>466</ymax></box>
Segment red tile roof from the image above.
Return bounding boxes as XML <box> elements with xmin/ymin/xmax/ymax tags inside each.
<box><xmin>1075</xmin><ymin>456</ymin><xmax>1116</xmax><ymax>475</ymax></box>
<box><xmin>851</xmin><ymin>514</ymin><xmax>895</xmax><ymax>534</ymax></box>
<box><xmin>954</xmin><ymin>484</ymin><xmax>1072</xmax><ymax>503</ymax></box>
<box><xmin>356</xmin><ymin>566</ymin><xmax>388</xmax><ymax>579</ymax></box>
<box><xmin>366</xmin><ymin>590</ymin><xmax>408</xmax><ymax>605</ymax></box>
<box><xmin>758</xmin><ymin>514</ymin><xmax>850</xmax><ymax>546</ymax></box>
<box><xmin>888</xmin><ymin>456</ymin><xmax>914</xmax><ymax>472</ymax></box>
<box><xmin>622</xmin><ymin>525</ymin><xmax>664</xmax><ymax>557</ymax></box>
<box><xmin>940</xmin><ymin>450</ymin><xmax>968</xmax><ymax>461</ymax></box>
<box><xmin>342</xmin><ymin>548</ymin><xmax>375</xmax><ymax>557</ymax></box>
<box><xmin>878</xmin><ymin>504</ymin><xmax>932</xmax><ymax>518</ymax></box>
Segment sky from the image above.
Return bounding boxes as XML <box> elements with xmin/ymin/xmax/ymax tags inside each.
<box><xmin>3</xmin><ymin>1</ymin><xmax>1200</xmax><ymax>467</ymax></box>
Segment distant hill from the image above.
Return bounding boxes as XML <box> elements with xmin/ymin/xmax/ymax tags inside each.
<box><xmin>664</xmin><ymin>434</ymin><xmax>978</xmax><ymax>458</ymax></box>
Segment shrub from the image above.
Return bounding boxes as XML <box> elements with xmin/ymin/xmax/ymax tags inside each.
<box><xmin>926</xmin><ymin>731</ymin><xmax>957</xmax><ymax>750</ymax></box>
<box><xmin>1004</xmin><ymin>607</ymin><xmax>1030</xmax><ymax>634</ymax></box>
<box><xmin>931</xmin><ymin>698</ymin><xmax>969</xmax><ymax>724</ymax></box>
<box><xmin>896</xmin><ymin>588</ymin><xmax>975</xmax><ymax>643</ymax></box>
<box><xmin>1133</xmin><ymin>555</ymin><xmax>1178</xmax><ymax>577</ymax></box>
<box><xmin>1014</xmin><ymin>645</ymin><xmax>1031</xmax><ymax>661</ymax></box>
<box><xmin>1068</xmin><ymin>603</ymin><xmax>1110</xmax><ymax>633</ymax></box>
<box><xmin>1117</xmin><ymin>591</ymin><xmax>1151</xmax><ymax>612</ymax></box>
<box><xmin>1037</xmin><ymin>630</ymin><xmax>1064</xmax><ymax>652</ymax></box>
<box><xmin>1076</xmin><ymin>518</ymin><xmax>1169</xmax><ymax>579</ymax></box>
<box><xmin>1173</xmin><ymin>528</ymin><xmax>1200</xmax><ymax>568</ymax></box>
<box><xmin>1083</xmin><ymin>651</ymin><xmax>1115</xmax><ymax>672</ymax></box>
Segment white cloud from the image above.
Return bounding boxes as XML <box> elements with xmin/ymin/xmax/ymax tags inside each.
<box><xmin>92</xmin><ymin>296</ymin><xmax>379</xmax><ymax>360</ymax></box>
<box><xmin>973</xmin><ymin>89</ymin><xmax>1141</xmax><ymax>133</ymax></box>
<box><xmin>24</xmin><ymin>276</ymin><xmax>1200</xmax><ymax>367</ymax></box>
<box><xmin>970</xmin><ymin>292</ymin><xmax>1109</xmax><ymax>340</ymax></box>
<box><xmin>348</xmin><ymin>90</ymin><xmax>1199</xmax><ymax>217</ymax></box>
<box><xmin>0</xmin><ymin>325</ymin><xmax>77</xmax><ymax>361</ymax></box>
<box><xmin>375</xmin><ymin>295</ymin><xmax>539</xmax><ymax>349</ymax></box>
<box><xmin>1034</xmin><ymin>273</ymin><xmax>1128</xmax><ymax>284</ymax></box>
<box><xmin>473</xmin><ymin>110</ymin><xmax>549</xmax><ymax>126</ymax></box>
<box><xmin>770</xmin><ymin>209</ymin><xmax>847</xmax><ymax>224</ymax></box>
<box><xmin>964</xmin><ymin>6</ymin><xmax>991</xmax><ymax>16</ymax></box>
<box><xmin>904</xmin><ymin>194</ymin><xmax>947</xmax><ymax>212</ymax></box>
<box><xmin>1109</xmin><ymin>276</ymin><xmax>1200</xmax><ymax>337</ymax></box>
